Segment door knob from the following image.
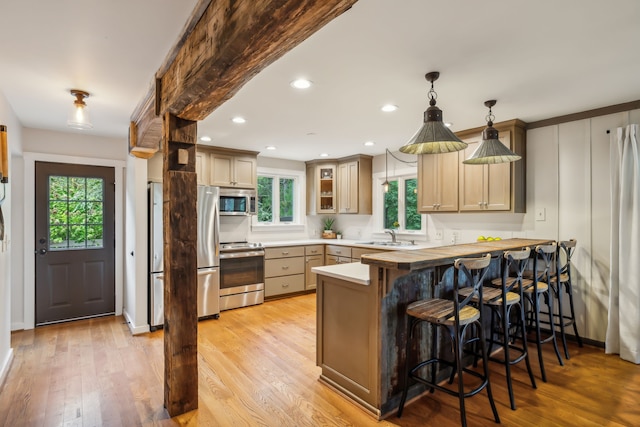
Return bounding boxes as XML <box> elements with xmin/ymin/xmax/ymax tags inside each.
<box><xmin>38</xmin><ymin>248</ymin><xmax>47</xmax><ymax>255</ymax></box>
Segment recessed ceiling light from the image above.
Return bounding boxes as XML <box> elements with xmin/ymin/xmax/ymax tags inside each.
<box><xmin>291</xmin><ymin>78</ymin><xmax>312</xmax><ymax>89</ymax></box>
<box><xmin>319</xmin><ymin>153</ymin><xmax>329</xmax><ymax>157</ymax></box>
<box><xmin>364</xmin><ymin>141</ymin><xmax>375</xmax><ymax>146</ymax></box>
<box><xmin>444</xmin><ymin>122</ymin><xmax>453</xmax><ymax>127</ymax></box>
<box><xmin>265</xmin><ymin>145</ymin><xmax>276</xmax><ymax>150</ymax></box>
<box><xmin>200</xmin><ymin>136</ymin><xmax>212</xmax><ymax>142</ymax></box>
<box><xmin>232</xmin><ymin>116</ymin><xmax>246</xmax><ymax>124</ymax></box>
<box><xmin>381</xmin><ymin>104</ymin><xmax>398</xmax><ymax>112</ymax></box>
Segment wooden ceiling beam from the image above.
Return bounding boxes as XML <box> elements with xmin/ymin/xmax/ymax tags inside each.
<box><xmin>129</xmin><ymin>0</ymin><xmax>358</xmax><ymax>157</ymax></box>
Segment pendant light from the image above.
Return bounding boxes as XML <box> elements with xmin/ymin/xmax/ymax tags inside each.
<box><xmin>399</xmin><ymin>72</ymin><xmax>467</xmax><ymax>155</ymax></box>
<box><xmin>382</xmin><ymin>149</ymin><xmax>390</xmax><ymax>193</ymax></box>
<box><xmin>67</xmin><ymin>89</ymin><xmax>93</xmax><ymax>130</ymax></box>
<box><xmin>463</xmin><ymin>100</ymin><xmax>521</xmax><ymax>164</ymax></box>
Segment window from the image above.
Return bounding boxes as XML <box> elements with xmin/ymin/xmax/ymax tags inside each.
<box><xmin>383</xmin><ymin>176</ymin><xmax>422</xmax><ymax>232</ymax></box>
<box><xmin>256</xmin><ymin>171</ymin><xmax>300</xmax><ymax>225</ymax></box>
<box><xmin>48</xmin><ymin>175</ymin><xmax>104</xmax><ymax>250</ymax></box>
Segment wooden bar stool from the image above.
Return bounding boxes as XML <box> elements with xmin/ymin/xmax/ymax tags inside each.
<box><xmin>397</xmin><ymin>254</ymin><xmax>500</xmax><ymax>427</ymax></box>
<box><xmin>548</xmin><ymin>239</ymin><xmax>583</xmax><ymax>359</ymax></box>
<box><xmin>523</xmin><ymin>243</ymin><xmax>564</xmax><ymax>382</ymax></box>
<box><xmin>480</xmin><ymin>247</ymin><xmax>537</xmax><ymax>410</ymax></box>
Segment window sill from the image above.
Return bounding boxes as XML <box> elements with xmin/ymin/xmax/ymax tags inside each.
<box><xmin>251</xmin><ymin>223</ymin><xmax>305</xmax><ymax>233</ymax></box>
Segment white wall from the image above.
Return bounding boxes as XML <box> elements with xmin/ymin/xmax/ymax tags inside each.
<box><xmin>0</xmin><ymin>90</ymin><xmax>22</xmax><ymax>386</ymax></box>
<box><xmin>13</xmin><ymin>128</ymin><xmax>127</xmax><ymax>331</ymax></box>
<box><xmin>123</xmin><ymin>155</ymin><xmax>149</xmax><ymax>334</ymax></box>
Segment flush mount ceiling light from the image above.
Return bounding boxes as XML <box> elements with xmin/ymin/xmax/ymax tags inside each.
<box><xmin>67</xmin><ymin>89</ymin><xmax>93</xmax><ymax>130</ymax></box>
<box><xmin>381</xmin><ymin>104</ymin><xmax>398</xmax><ymax>112</ymax></box>
<box><xmin>231</xmin><ymin>116</ymin><xmax>246</xmax><ymax>124</ymax></box>
<box><xmin>399</xmin><ymin>72</ymin><xmax>467</xmax><ymax>155</ymax></box>
<box><xmin>200</xmin><ymin>136</ymin><xmax>212</xmax><ymax>142</ymax></box>
<box><xmin>463</xmin><ymin>100</ymin><xmax>521</xmax><ymax>165</ymax></box>
<box><xmin>364</xmin><ymin>141</ymin><xmax>375</xmax><ymax>146</ymax></box>
<box><xmin>290</xmin><ymin>78</ymin><xmax>312</xmax><ymax>89</ymax></box>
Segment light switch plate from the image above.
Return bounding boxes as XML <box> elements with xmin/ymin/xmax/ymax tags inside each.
<box><xmin>435</xmin><ymin>230</ymin><xmax>444</xmax><ymax>240</ymax></box>
<box><xmin>535</xmin><ymin>208</ymin><xmax>546</xmax><ymax>221</ymax></box>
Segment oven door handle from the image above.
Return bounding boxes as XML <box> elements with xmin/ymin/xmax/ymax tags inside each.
<box><xmin>220</xmin><ymin>250</ymin><xmax>265</xmax><ymax>259</ymax></box>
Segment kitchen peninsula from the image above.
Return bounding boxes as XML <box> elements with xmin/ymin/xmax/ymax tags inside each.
<box><xmin>312</xmin><ymin>238</ymin><xmax>552</xmax><ymax>419</ymax></box>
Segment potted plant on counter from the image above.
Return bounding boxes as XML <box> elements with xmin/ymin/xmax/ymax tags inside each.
<box><xmin>322</xmin><ymin>217</ymin><xmax>336</xmax><ymax>239</ymax></box>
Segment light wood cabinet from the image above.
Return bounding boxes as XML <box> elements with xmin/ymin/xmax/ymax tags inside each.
<box><xmin>210</xmin><ymin>152</ymin><xmax>256</xmax><ymax>188</ymax></box>
<box><xmin>306</xmin><ymin>155</ymin><xmax>372</xmax><ymax>215</ymax></box>
<box><xmin>337</xmin><ymin>155</ymin><xmax>372</xmax><ymax>214</ymax></box>
<box><xmin>305</xmin><ymin>245</ymin><xmax>325</xmax><ymax>290</ymax></box>
<box><xmin>417</xmin><ymin>151</ymin><xmax>459</xmax><ymax>212</ymax></box>
<box><xmin>196</xmin><ymin>146</ymin><xmax>258</xmax><ymax>189</ymax></box>
<box><xmin>306</xmin><ymin>162</ymin><xmax>337</xmax><ymax>214</ymax></box>
<box><xmin>264</xmin><ymin>246</ymin><xmax>306</xmax><ymax>298</ymax></box>
<box><xmin>457</xmin><ymin>120</ymin><xmax>526</xmax><ymax>212</ymax></box>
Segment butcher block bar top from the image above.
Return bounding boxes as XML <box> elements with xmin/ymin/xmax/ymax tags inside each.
<box><xmin>314</xmin><ymin>238</ymin><xmax>553</xmax><ymax>420</ymax></box>
<box><xmin>360</xmin><ymin>238</ymin><xmax>553</xmax><ymax>271</ymax></box>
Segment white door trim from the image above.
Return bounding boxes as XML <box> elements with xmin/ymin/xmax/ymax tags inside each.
<box><xmin>23</xmin><ymin>152</ymin><xmax>125</xmax><ymax>330</ymax></box>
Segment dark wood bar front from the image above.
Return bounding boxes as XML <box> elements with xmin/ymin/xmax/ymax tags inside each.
<box><xmin>314</xmin><ymin>238</ymin><xmax>552</xmax><ymax>419</ymax></box>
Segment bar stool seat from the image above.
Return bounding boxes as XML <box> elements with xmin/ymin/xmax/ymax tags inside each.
<box><xmin>407</xmin><ymin>299</ymin><xmax>480</xmax><ymax>325</ymax></box>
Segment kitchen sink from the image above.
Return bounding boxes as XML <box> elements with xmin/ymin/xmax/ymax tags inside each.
<box><xmin>355</xmin><ymin>241</ymin><xmax>416</xmax><ymax>247</ymax></box>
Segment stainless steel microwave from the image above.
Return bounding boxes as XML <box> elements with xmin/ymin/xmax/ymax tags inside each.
<box><xmin>219</xmin><ymin>188</ymin><xmax>257</xmax><ymax>216</ymax></box>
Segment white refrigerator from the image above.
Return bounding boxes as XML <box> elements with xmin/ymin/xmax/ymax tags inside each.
<box><xmin>148</xmin><ymin>182</ymin><xmax>220</xmax><ymax>329</ymax></box>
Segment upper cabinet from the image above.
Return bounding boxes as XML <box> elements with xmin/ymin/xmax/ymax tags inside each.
<box><xmin>196</xmin><ymin>146</ymin><xmax>258</xmax><ymax>189</ymax></box>
<box><xmin>457</xmin><ymin>119</ymin><xmax>526</xmax><ymax>213</ymax></box>
<box><xmin>306</xmin><ymin>155</ymin><xmax>372</xmax><ymax>215</ymax></box>
<box><xmin>337</xmin><ymin>155</ymin><xmax>372</xmax><ymax>214</ymax></box>
<box><xmin>417</xmin><ymin>151</ymin><xmax>459</xmax><ymax>212</ymax></box>
<box><xmin>415</xmin><ymin>119</ymin><xmax>526</xmax><ymax>213</ymax></box>
<box><xmin>306</xmin><ymin>162</ymin><xmax>337</xmax><ymax>214</ymax></box>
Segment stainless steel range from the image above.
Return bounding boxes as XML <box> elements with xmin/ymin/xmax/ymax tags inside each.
<box><xmin>219</xmin><ymin>242</ymin><xmax>265</xmax><ymax>311</ymax></box>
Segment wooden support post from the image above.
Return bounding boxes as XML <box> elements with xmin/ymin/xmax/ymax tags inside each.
<box><xmin>162</xmin><ymin>112</ymin><xmax>198</xmax><ymax>416</ymax></box>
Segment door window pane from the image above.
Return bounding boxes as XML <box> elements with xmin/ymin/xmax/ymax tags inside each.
<box><xmin>48</xmin><ymin>175</ymin><xmax>104</xmax><ymax>250</ymax></box>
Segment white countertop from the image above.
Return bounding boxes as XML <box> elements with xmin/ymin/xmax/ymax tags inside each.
<box><xmin>261</xmin><ymin>238</ymin><xmax>441</xmax><ymax>251</ymax></box>
<box><xmin>311</xmin><ymin>262</ymin><xmax>370</xmax><ymax>286</ymax></box>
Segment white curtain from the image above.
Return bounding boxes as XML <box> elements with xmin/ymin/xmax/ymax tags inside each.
<box><xmin>606</xmin><ymin>124</ymin><xmax>640</xmax><ymax>364</ymax></box>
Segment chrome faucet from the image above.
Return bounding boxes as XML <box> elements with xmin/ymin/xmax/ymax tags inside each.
<box><xmin>384</xmin><ymin>229</ymin><xmax>397</xmax><ymax>243</ymax></box>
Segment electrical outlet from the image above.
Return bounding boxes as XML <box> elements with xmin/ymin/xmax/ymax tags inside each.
<box><xmin>535</xmin><ymin>208</ymin><xmax>546</xmax><ymax>221</ymax></box>
<box><xmin>451</xmin><ymin>230</ymin><xmax>459</xmax><ymax>244</ymax></box>
<box><xmin>435</xmin><ymin>230</ymin><xmax>444</xmax><ymax>240</ymax></box>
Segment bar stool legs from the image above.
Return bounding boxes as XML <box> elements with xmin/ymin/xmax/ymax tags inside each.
<box><xmin>551</xmin><ymin>239</ymin><xmax>584</xmax><ymax>359</ymax></box>
<box><xmin>526</xmin><ymin>244</ymin><xmax>564</xmax><ymax>383</ymax></box>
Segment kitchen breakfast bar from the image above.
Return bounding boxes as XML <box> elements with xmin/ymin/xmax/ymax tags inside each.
<box><xmin>312</xmin><ymin>238</ymin><xmax>552</xmax><ymax>420</ymax></box>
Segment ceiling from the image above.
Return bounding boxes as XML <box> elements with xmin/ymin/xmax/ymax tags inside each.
<box><xmin>2</xmin><ymin>0</ymin><xmax>640</xmax><ymax>161</ymax></box>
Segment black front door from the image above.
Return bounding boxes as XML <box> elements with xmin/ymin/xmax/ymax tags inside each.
<box><xmin>35</xmin><ymin>161</ymin><xmax>116</xmax><ymax>325</ymax></box>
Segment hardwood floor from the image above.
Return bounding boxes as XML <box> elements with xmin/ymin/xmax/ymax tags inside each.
<box><xmin>1</xmin><ymin>293</ymin><xmax>639</xmax><ymax>426</ymax></box>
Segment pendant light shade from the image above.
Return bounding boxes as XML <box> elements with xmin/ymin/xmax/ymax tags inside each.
<box><xmin>463</xmin><ymin>100</ymin><xmax>521</xmax><ymax>164</ymax></box>
<box><xmin>399</xmin><ymin>72</ymin><xmax>467</xmax><ymax>155</ymax></box>
<box><xmin>67</xmin><ymin>89</ymin><xmax>93</xmax><ymax>130</ymax></box>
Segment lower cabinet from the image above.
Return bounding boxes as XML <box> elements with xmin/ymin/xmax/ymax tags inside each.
<box><xmin>264</xmin><ymin>246</ymin><xmax>305</xmax><ymax>298</ymax></box>
<box><xmin>305</xmin><ymin>245</ymin><xmax>325</xmax><ymax>290</ymax></box>
<box><xmin>326</xmin><ymin>245</ymin><xmax>353</xmax><ymax>264</ymax></box>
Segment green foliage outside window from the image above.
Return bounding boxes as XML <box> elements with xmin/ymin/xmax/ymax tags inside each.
<box><xmin>405</xmin><ymin>178</ymin><xmax>421</xmax><ymax>230</ymax></box>
<box><xmin>49</xmin><ymin>176</ymin><xmax>104</xmax><ymax>250</ymax></box>
<box><xmin>384</xmin><ymin>180</ymin><xmax>398</xmax><ymax>229</ymax></box>
<box><xmin>257</xmin><ymin>175</ymin><xmax>296</xmax><ymax>223</ymax></box>
<box><xmin>279</xmin><ymin>178</ymin><xmax>294</xmax><ymax>222</ymax></box>
<box><xmin>257</xmin><ymin>176</ymin><xmax>273</xmax><ymax>222</ymax></box>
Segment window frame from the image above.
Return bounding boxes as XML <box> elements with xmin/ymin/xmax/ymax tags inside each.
<box><xmin>374</xmin><ymin>168</ymin><xmax>425</xmax><ymax>234</ymax></box>
<box><xmin>251</xmin><ymin>166</ymin><xmax>305</xmax><ymax>231</ymax></box>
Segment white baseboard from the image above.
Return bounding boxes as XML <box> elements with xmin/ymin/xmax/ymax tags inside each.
<box><xmin>11</xmin><ymin>322</ymin><xmax>25</xmax><ymax>332</ymax></box>
<box><xmin>0</xmin><ymin>348</ymin><xmax>14</xmax><ymax>391</ymax></box>
<box><xmin>123</xmin><ymin>309</ymin><xmax>150</xmax><ymax>335</ymax></box>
